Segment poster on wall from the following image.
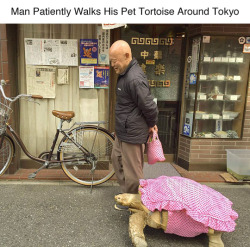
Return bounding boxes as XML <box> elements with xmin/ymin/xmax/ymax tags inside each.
<box><xmin>24</xmin><ymin>38</ymin><xmax>78</xmax><ymax>66</ymax></box>
<box><xmin>26</xmin><ymin>65</ymin><xmax>56</xmax><ymax>98</ymax></box>
<box><xmin>79</xmin><ymin>66</ymin><xmax>94</xmax><ymax>88</ymax></box>
<box><xmin>80</xmin><ymin>39</ymin><xmax>98</xmax><ymax>65</ymax></box>
<box><xmin>94</xmin><ymin>66</ymin><xmax>109</xmax><ymax>88</ymax></box>
<box><xmin>97</xmin><ymin>26</ymin><xmax>110</xmax><ymax>65</ymax></box>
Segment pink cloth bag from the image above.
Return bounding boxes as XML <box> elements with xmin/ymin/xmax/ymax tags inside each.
<box><xmin>147</xmin><ymin>131</ymin><xmax>165</xmax><ymax>165</ymax></box>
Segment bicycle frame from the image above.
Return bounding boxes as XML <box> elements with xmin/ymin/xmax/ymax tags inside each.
<box><xmin>1</xmin><ymin>80</ymin><xmax>112</xmax><ymax>183</ymax></box>
<box><xmin>4</xmin><ymin>120</ymin><xmax>89</xmax><ymax>166</ymax></box>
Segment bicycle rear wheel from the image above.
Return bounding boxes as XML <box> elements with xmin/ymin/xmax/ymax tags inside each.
<box><xmin>59</xmin><ymin>126</ymin><xmax>115</xmax><ymax>186</ymax></box>
<box><xmin>0</xmin><ymin>135</ymin><xmax>14</xmax><ymax>176</ymax></box>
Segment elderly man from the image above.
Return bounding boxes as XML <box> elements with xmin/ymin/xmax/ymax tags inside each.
<box><xmin>109</xmin><ymin>40</ymin><xmax>158</xmax><ymax>210</ymax></box>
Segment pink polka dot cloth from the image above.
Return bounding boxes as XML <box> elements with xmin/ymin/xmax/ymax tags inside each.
<box><xmin>139</xmin><ymin>176</ymin><xmax>238</xmax><ymax>237</ymax></box>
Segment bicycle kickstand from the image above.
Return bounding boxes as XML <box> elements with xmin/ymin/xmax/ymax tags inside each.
<box><xmin>90</xmin><ymin>172</ymin><xmax>94</xmax><ymax>194</ymax></box>
<box><xmin>28</xmin><ymin>161</ymin><xmax>49</xmax><ymax>179</ymax></box>
<box><xmin>90</xmin><ymin>161</ymin><xmax>96</xmax><ymax>194</ymax></box>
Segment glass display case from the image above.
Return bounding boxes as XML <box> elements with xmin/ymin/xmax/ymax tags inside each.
<box><xmin>183</xmin><ymin>36</ymin><xmax>250</xmax><ymax>138</ymax></box>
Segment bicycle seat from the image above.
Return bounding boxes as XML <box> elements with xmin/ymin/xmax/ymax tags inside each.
<box><xmin>52</xmin><ymin>110</ymin><xmax>75</xmax><ymax>120</ymax></box>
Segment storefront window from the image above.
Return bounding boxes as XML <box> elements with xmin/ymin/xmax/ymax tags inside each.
<box><xmin>182</xmin><ymin>36</ymin><xmax>250</xmax><ymax>138</ymax></box>
<box><xmin>121</xmin><ymin>25</ymin><xmax>186</xmax><ymax>154</ymax></box>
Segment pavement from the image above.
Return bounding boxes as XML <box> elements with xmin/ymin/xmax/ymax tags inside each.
<box><xmin>0</xmin><ymin>164</ymin><xmax>249</xmax><ymax>247</ymax></box>
<box><xmin>0</xmin><ymin>180</ymin><xmax>249</xmax><ymax>247</ymax></box>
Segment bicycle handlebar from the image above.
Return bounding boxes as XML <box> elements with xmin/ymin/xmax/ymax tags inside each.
<box><xmin>32</xmin><ymin>95</ymin><xmax>43</xmax><ymax>99</ymax></box>
<box><xmin>1</xmin><ymin>79</ymin><xmax>10</xmax><ymax>85</ymax></box>
<box><xmin>0</xmin><ymin>79</ymin><xmax>43</xmax><ymax>102</ymax></box>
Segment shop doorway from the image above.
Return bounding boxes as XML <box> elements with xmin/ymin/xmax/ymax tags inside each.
<box><xmin>118</xmin><ymin>24</ymin><xmax>187</xmax><ymax>162</ymax></box>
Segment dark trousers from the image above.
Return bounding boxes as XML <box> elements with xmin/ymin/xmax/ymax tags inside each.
<box><xmin>111</xmin><ymin>136</ymin><xmax>145</xmax><ymax>194</ymax></box>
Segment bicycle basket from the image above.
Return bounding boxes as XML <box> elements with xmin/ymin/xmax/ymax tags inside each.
<box><xmin>0</xmin><ymin>102</ymin><xmax>12</xmax><ymax>135</ymax></box>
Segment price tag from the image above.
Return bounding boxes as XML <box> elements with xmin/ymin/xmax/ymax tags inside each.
<box><xmin>223</xmin><ymin>114</ymin><xmax>230</xmax><ymax>119</ymax></box>
<box><xmin>199</xmin><ymin>75</ymin><xmax>207</xmax><ymax>80</ymax></box>
<box><xmin>236</xmin><ymin>57</ymin><xmax>243</xmax><ymax>63</ymax></box>
<box><xmin>203</xmin><ymin>57</ymin><xmax>211</xmax><ymax>62</ymax></box>
<box><xmin>202</xmin><ymin>114</ymin><xmax>209</xmax><ymax>119</ymax></box>
<box><xmin>199</xmin><ymin>94</ymin><xmax>207</xmax><ymax>100</ymax></box>
<box><xmin>216</xmin><ymin>95</ymin><xmax>224</xmax><ymax>100</ymax></box>
<box><xmin>204</xmin><ymin>134</ymin><xmax>212</xmax><ymax>138</ymax></box>
<box><xmin>214</xmin><ymin>57</ymin><xmax>222</xmax><ymax>62</ymax></box>
<box><xmin>221</xmin><ymin>57</ymin><xmax>229</xmax><ymax>62</ymax></box>
<box><xmin>212</xmin><ymin>114</ymin><xmax>220</xmax><ymax>119</ymax></box>
<box><xmin>217</xmin><ymin>75</ymin><xmax>225</xmax><ymax>80</ymax></box>
<box><xmin>234</xmin><ymin>76</ymin><xmax>241</xmax><ymax>81</ymax></box>
<box><xmin>230</xmin><ymin>95</ymin><xmax>238</xmax><ymax>101</ymax></box>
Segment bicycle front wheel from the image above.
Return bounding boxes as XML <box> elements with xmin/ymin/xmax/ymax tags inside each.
<box><xmin>0</xmin><ymin>135</ymin><xmax>14</xmax><ymax>176</ymax></box>
<box><xmin>59</xmin><ymin>126</ymin><xmax>115</xmax><ymax>186</ymax></box>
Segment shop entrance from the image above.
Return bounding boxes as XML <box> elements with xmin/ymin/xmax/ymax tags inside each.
<box><xmin>119</xmin><ymin>24</ymin><xmax>187</xmax><ymax>162</ymax></box>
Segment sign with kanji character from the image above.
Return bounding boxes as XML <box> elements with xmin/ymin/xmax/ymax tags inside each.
<box><xmin>154</xmin><ymin>64</ymin><xmax>165</xmax><ymax>76</ymax></box>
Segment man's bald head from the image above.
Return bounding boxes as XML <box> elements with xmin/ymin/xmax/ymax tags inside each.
<box><xmin>109</xmin><ymin>40</ymin><xmax>132</xmax><ymax>74</ymax></box>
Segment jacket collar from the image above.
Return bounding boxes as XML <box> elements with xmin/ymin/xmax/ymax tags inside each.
<box><xmin>119</xmin><ymin>58</ymin><xmax>137</xmax><ymax>77</ymax></box>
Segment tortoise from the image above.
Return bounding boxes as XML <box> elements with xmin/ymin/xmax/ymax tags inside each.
<box><xmin>115</xmin><ymin>176</ymin><xmax>238</xmax><ymax>247</ymax></box>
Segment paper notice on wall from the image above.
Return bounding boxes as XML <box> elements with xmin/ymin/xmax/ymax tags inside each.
<box><xmin>97</xmin><ymin>26</ymin><xmax>110</xmax><ymax>65</ymax></box>
<box><xmin>190</xmin><ymin>39</ymin><xmax>200</xmax><ymax>73</ymax></box>
<box><xmin>79</xmin><ymin>66</ymin><xmax>94</xmax><ymax>88</ymax></box>
<box><xmin>24</xmin><ymin>38</ymin><xmax>78</xmax><ymax>66</ymax></box>
<box><xmin>57</xmin><ymin>68</ymin><xmax>69</xmax><ymax>84</ymax></box>
<box><xmin>26</xmin><ymin>65</ymin><xmax>56</xmax><ymax>98</ymax></box>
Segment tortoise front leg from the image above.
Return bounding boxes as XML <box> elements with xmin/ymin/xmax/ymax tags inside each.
<box><xmin>129</xmin><ymin>211</ymin><xmax>148</xmax><ymax>247</ymax></box>
<box><xmin>207</xmin><ymin>229</ymin><xmax>224</xmax><ymax>247</ymax></box>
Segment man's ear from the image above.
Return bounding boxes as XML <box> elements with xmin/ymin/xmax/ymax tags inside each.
<box><xmin>125</xmin><ymin>52</ymin><xmax>130</xmax><ymax>59</ymax></box>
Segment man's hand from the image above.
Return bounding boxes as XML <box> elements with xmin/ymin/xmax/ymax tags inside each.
<box><xmin>149</xmin><ymin>125</ymin><xmax>158</xmax><ymax>137</ymax></box>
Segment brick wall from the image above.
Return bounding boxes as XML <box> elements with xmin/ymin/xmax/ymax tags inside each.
<box><xmin>177</xmin><ymin>24</ymin><xmax>250</xmax><ymax>171</ymax></box>
<box><xmin>0</xmin><ymin>25</ymin><xmax>8</xmax><ymax>81</ymax></box>
<box><xmin>0</xmin><ymin>24</ymin><xmax>19</xmax><ymax>174</ymax></box>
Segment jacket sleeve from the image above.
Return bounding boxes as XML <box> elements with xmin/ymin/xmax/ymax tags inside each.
<box><xmin>130</xmin><ymin>78</ymin><xmax>159</xmax><ymax>127</ymax></box>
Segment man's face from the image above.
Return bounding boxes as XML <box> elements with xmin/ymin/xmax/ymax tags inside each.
<box><xmin>109</xmin><ymin>50</ymin><xmax>129</xmax><ymax>75</ymax></box>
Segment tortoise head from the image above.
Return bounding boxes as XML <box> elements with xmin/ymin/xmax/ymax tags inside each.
<box><xmin>115</xmin><ymin>193</ymin><xmax>133</xmax><ymax>206</ymax></box>
<box><xmin>115</xmin><ymin>193</ymin><xmax>141</xmax><ymax>207</ymax></box>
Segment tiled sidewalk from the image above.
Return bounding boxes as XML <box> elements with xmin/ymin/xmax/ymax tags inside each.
<box><xmin>0</xmin><ymin>163</ymin><xmax>226</xmax><ymax>183</ymax></box>
<box><xmin>172</xmin><ymin>164</ymin><xmax>226</xmax><ymax>183</ymax></box>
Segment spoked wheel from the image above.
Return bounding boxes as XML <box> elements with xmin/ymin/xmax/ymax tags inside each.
<box><xmin>58</xmin><ymin>126</ymin><xmax>115</xmax><ymax>186</ymax></box>
<box><xmin>0</xmin><ymin>135</ymin><xmax>14</xmax><ymax>176</ymax></box>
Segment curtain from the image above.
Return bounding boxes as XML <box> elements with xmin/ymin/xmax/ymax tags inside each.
<box><xmin>18</xmin><ymin>24</ymin><xmax>109</xmax><ymax>158</ymax></box>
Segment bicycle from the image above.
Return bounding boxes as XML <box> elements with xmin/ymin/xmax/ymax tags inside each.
<box><xmin>0</xmin><ymin>79</ymin><xmax>115</xmax><ymax>187</ymax></box>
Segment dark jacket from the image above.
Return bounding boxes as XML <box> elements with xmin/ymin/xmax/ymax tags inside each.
<box><xmin>115</xmin><ymin>58</ymin><xmax>158</xmax><ymax>144</ymax></box>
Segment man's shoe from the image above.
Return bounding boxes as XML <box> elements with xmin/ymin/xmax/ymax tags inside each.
<box><xmin>114</xmin><ymin>204</ymin><xmax>129</xmax><ymax>211</ymax></box>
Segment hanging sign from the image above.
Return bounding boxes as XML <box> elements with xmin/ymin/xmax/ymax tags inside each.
<box><xmin>102</xmin><ymin>24</ymin><xmax>127</xmax><ymax>29</ymax></box>
<box><xmin>97</xmin><ymin>26</ymin><xmax>110</xmax><ymax>65</ymax></box>
<box><xmin>190</xmin><ymin>39</ymin><xmax>200</xmax><ymax>73</ymax></box>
